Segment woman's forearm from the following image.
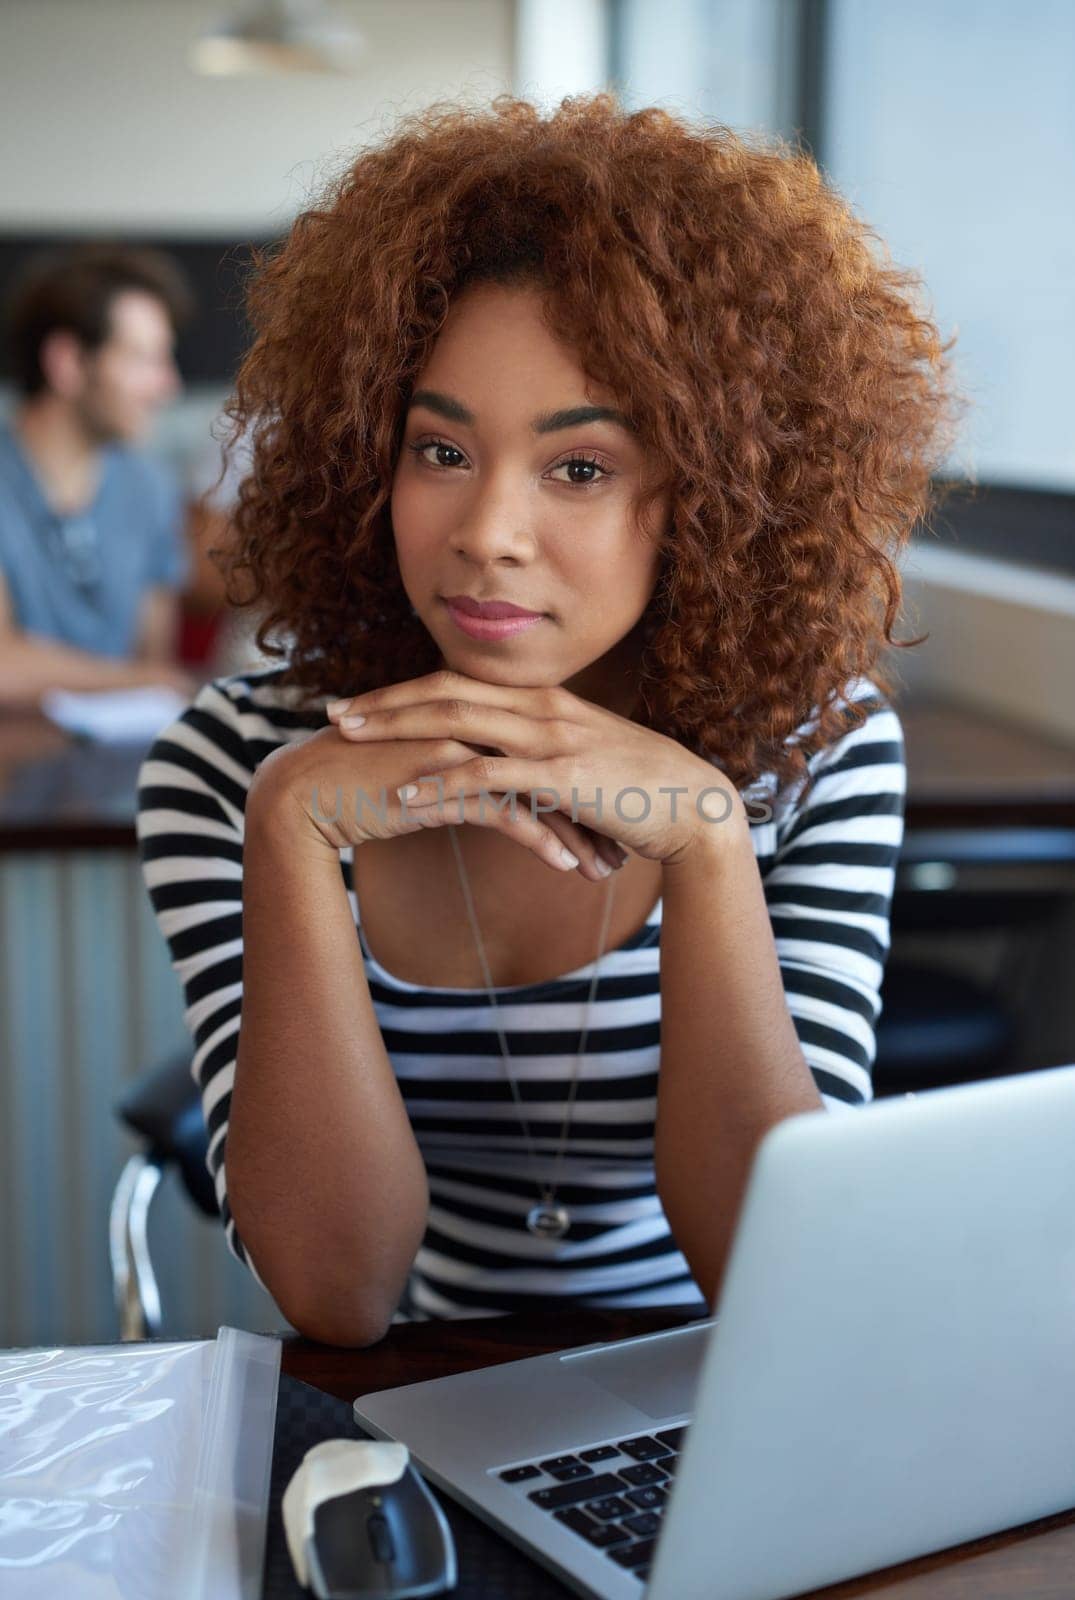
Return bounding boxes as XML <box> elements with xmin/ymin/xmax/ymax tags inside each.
<box><xmin>227</xmin><ymin>775</ymin><xmax>429</xmax><ymax>1346</ymax></box>
<box><xmin>654</xmin><ymin>815</ymin><xmax>824</xmax><ymax>1307</ymax></box>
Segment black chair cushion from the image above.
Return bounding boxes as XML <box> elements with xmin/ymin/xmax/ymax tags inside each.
<box><xmin>874</xmin><ymin>963</ymin><xmax>1018</xmax><ymax>1095</ymax></box>
<box><xmin>115</xmin><ymin>1052</ymin><xmax>219</xmax><ymax>1218</ymax></box>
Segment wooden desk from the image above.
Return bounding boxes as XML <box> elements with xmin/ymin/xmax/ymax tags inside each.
<box><xmin>280</xmin><ymin>1307</ymin><xmax>1075</xmax><ymax>1599</ymax></box>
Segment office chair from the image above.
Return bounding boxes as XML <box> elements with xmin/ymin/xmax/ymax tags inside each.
<box><xmin>873</xmin><ymin>962</ymin><xmax>1018</xmax><ymax>1095</ymax></box>
<box><xmin>110</xmin><ymin>1052</ymin><xmax>217</xmax><ymax>1340</ymax></box>
<box><xmin>872</xmin><ymin>825</ymin><xmax>1075</xmax><ymax>1097</ymax></box>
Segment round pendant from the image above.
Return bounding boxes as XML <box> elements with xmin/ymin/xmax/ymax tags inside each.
<box><xmin>526</xmin><ymin>1202</ymin><xmax>571</xmax><ymax>1239</ymax></box>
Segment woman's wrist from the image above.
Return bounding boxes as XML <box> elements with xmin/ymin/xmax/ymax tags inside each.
<box><xmin>246</xmin><ymin>748</ymin><xmax>344</xmax><ymax>866</ymax></box>
<box><xmin>660</xmin><ymin>790</ymin><xmax>751</xmax><ymax>872</ymax></box>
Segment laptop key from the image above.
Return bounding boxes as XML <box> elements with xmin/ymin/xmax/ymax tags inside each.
<box><xmin>607</xmin><ymin>1538</ymin><xmax>656</xmax><ymax>1569</ymax></box>
<box><xmin>548</xmin><ymin>1464</ymin><xmax>594</xmax><ymax>1482</ymax></box>
<box><xmin>555</xmin><ymin>1510</ymin><xmax>633</xmax><ymax>1548</ymax></box>
<box><xmin>625</xmin><ymin>1485</ymin><xmax>667</xmax><ymax>1511</ymax></box>
<box><xmin>579</xmin><ymin>1444</ymin><xmax>620</xmax><ymax>1463</ymax></box>
<box><xmin>655</xmin><ymin>1427</ymin><xmax>687</xmax><ymax>1450</ymax></box>
<box><xmin>499</xmin><ymin>1464</ymin><xmax>542</xmax><ymax>1483</ymax></box>
<box><xmin>553</xmin><ymin>1507</ymin><xmax>599</xmax><ymax>1536</ymax></box>
<box><xmin>622</xmin><ymin>1512</ymin><xmax>661</xmax><ymax>1538</ymax></box>
<box><xmin>619</xmin><ymin>1462</ymin><xmax>665</xmax><ymax>1486</ymax></box>
<box><xmin>586</xmin><ymin>1523</ymin><xmax>632</xmax><ymax>1548</ymax></box>
<box><xmin>585</xmin><ymin>1495</ymin><xmax>633</xmax><ymax>1520</ymax></box>
<box><xmin>589</xmin><ymin>1524</ymin><xmax>633</xmax><ymax>1548</ymax></box>
<box><xmin>529</xmin><ymin>1473</ymin><xmax>625</xmax><ymax>1511</ymax></box>
<box><xmin>658</xmin><ymin>1452</ymin><xmax>680</xmax><ymax>1476</ymax></box>
<box><xmin>540</xmin><ymin>1455</ymin><xmax>582</xmax><ymax>1473</ymax></box>
<box><xmin>618</xmin><ymin>1435</ymin><xmax>673</xmax><ymax>1461</ymax></box>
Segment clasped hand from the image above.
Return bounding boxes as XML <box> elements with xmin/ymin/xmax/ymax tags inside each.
<box><xmin>324</xmin><ymin>668</ymin><xmax>743</xmax><ymax>870</ymax></box>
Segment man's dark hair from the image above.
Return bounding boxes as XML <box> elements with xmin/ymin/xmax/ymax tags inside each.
<box><xmin>3</xmin><ymin>241</ymin><xmax>196</xmax><ymax>397</ymax></box>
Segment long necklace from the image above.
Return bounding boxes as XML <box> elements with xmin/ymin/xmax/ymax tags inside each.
<box><xmin>446</xmin><ymin>824</ymin><xmax>617</xmax><ymax>1240</ymax></box>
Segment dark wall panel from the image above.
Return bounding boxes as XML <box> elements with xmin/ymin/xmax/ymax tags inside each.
<box><xmin>927</xmin><ymin>479</ymin><xmax>1075</xmax><ymax>582</ymax></box>
<box><xmin>0</xmin><ymin>234</ymin><xmax>277</xmax><ymax>386</ymax></box>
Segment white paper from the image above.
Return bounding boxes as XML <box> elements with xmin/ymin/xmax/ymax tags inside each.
<box><xmin>38</xmin><ymin>686</ymin><xmax>190</xmax><ymax>744</ymax></box>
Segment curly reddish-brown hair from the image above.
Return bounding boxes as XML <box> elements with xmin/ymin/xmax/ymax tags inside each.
<box><xmin>216</xmin><ymin>91</ymin><xmax>966</xmax><ymax>799</ymax></box>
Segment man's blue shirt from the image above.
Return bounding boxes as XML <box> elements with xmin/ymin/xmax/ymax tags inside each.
<box><xmin>0</xmin><ymin>418</ymin><xmax>189</xmax><ymax>657</ymax></box>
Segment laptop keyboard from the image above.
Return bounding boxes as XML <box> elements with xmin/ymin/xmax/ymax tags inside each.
<box><xmin>495</xmin><ymin>1425</ymin><xmax>688</xmax><ymax>1584</ymax></box>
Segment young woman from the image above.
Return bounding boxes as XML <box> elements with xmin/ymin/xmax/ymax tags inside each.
<box><xmin>136</xmin><ymin>93</ymin><xmax>962</xmax><ymax>1347</ymax></box>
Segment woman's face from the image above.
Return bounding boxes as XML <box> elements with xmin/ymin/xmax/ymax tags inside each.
<box><xmin>390</xmin><ymin>281</ymin><xmax>668</xmax><ymax>718</ymax></box>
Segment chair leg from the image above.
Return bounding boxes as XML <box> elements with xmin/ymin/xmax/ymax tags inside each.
<box><xmin>108</xmin><ymin>1153</ymin><xmax>165</xmax><ymax>1340</ymax></box>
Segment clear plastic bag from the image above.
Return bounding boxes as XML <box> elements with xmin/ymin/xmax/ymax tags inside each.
<box><xmin>0</xmin><ymin>1325</ymin><xmax>280</xmax><ymax>1600</ymax></box>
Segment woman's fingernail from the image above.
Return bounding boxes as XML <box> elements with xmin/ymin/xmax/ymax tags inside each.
<box><xmin>326</xmin><ymin>699</ymin><xmax>351</xmax><ymax>715</ymax></box>
<box><xmin>594</xmin><ymin>857</ymin><xmax>612</xmax><ymax>877</ymax></box>
<box><xmin>559</xmin><ymin>847</ymin><xmax>580</xmax><ymax>869</ymax></box>
<box><xmin>341</xmin><ymin>714</ymin><xmax>366</xmax><ymax>729</ymax></box>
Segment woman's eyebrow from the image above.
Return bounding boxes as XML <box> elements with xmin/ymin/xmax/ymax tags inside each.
<box><xmin>409</xmin><ymin>388</ymin><xmax>637</xmax><ymax>435</ymax></box>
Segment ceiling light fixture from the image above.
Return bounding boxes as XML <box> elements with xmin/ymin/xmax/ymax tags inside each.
<box><xmin>189</xmin><ymin>0</ymin><xmax>366</xmax><ymax>76</ymax></box>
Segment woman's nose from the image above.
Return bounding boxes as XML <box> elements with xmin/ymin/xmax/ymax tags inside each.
<box><xmin>450</xmin><ymin>493</ymin><xmax>536</xmax><ymax>564</ymax></box>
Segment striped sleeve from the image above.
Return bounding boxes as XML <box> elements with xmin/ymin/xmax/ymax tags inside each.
<box><xmin>134</xmin><ymin>677</ymin><xmax>269</xmax><ymax>1288</ymax></box>
<box><xmin>763</xmin><ymin>690</ymin><xmax>906</xmax><ymax>1110</ymax></box>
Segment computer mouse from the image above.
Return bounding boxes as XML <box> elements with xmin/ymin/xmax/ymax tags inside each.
<box><xmin>282</xmin><ymin>1437</ymin><xmax>457</xmax><ymax>1599</ymax></box>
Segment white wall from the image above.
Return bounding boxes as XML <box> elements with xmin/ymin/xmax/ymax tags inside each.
<box><xmin>823</xmin><ymin>0</ymin><xmax>1075</xmax><ymax>494</ymax></box>
<box><xmin>0</xmin><ymin>0</ymin><xmax>514</xmax><ymax>234</ymax></box>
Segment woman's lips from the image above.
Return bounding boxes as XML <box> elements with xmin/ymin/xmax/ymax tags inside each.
<box><xmin>442</xmin><ymin>598</ymin><xmax>547</xmax><ymax>641</ymax></box>
<box><xmin>444</xmin><ymin>594</ymin><xmax>544</xmax><ymax>619</ymax></box>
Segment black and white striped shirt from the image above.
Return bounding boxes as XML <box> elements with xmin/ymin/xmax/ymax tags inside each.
<box><xmin>135</xmin><ymin>666</ymin><xmax>905</xmax><ymax>1320</ymax></box>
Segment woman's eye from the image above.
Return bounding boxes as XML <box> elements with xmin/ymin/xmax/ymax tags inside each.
<box><xmin>408</xmin><ymin>439</ymin><xmax>465</xmax><ymax>469</ymax></box>
<box><xmin>548</xmin><ymin>453</ymin><xmax>613</xmax><ymax>488</ymax></box>
<box><xmin>407</xmin><ymin>438</ymin><xmax>613</xmax><ymax>488</ymax></box>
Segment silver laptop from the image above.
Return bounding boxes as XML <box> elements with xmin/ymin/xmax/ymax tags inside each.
<box><xmin>354</xmin><ymin>1061</ymin><xmax>1075</xmax><ymax>1600</ymax></box>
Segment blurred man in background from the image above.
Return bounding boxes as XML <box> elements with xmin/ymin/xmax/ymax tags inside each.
<box><xmin>0</xmin><ymin>242</ymin><xmax>200</xmax><ymax>708</ymax></box>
